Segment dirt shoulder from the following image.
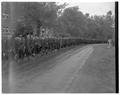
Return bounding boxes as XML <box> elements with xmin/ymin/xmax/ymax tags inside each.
<box><xmin>67</xmin><ymin>44</ymin><xmax>115</xmax><ymax>93</ymax></box>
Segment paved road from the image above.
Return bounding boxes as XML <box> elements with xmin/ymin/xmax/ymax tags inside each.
<box><xmin>8</xmin><ymin>45</ymin><xmax>94</xmax><ymax>93</ymax></box>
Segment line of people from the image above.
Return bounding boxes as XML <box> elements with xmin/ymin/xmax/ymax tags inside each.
<box><xmin>2</xmin><ymin>35</ymin><xmax>106</xmax><ymax>60</ymax></box>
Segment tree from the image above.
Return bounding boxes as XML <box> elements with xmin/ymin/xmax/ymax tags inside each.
<box><xmin>85</xmin><ymin>13</ymin><xmax>89</xmax><ymax>18</ymax></box>
<box><xmin>13</xmin><ymin>2</ymin><xmax>114</xmax><ymax>40</ymax></box>
<box><xmin>57</xmin><ymin>6</ymin><xmax>87</xmax><ymax>37</ymax></box>
<box><xmin>13</xmin><ymin>2</ymin><xmax>66</xmax><ymax>37</ymax></box>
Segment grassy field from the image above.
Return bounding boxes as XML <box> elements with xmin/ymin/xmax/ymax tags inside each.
<box><xmin>67</xmin><ymin>44</ymin><xmax>115</xmax><ymax>93</ymax></box>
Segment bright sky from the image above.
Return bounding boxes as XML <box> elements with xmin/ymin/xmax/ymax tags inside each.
<box><xmin>63</xmin><ymin>2</ymin><xmax>115</xmax><ymax>16</ymax></box>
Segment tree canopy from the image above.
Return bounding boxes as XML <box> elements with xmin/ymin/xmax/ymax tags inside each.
<box><xmin>13</xmin><ymin>2</ymin><xmax>114</xmax><ymax>40</ymax></box>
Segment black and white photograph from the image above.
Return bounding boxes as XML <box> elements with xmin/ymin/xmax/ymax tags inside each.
<box><xmin>2</xmin><ymin>1</ymin><xmax>118</xmax><ymax>93</ymax></box>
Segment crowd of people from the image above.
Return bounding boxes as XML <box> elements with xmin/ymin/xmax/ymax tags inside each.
<box><xmin>2</xmin><ymin>34</ymin><xmax>106</xmax><ymax>61</ymax></box>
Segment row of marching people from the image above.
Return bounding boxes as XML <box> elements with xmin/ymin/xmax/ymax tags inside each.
<box><xmin>2</xmin><ymin>34</ymin><xmax>106</xmax><ymax>60</ymax></box>
<box><xmin>11</xmin><ymin>35</ymin><xmax>62</xmax><ymax>60</ymax></box>
<box><xmin>12</xmin><ymin>36</ymin><xmax>83</xmax><ymax>59</ymax></box>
